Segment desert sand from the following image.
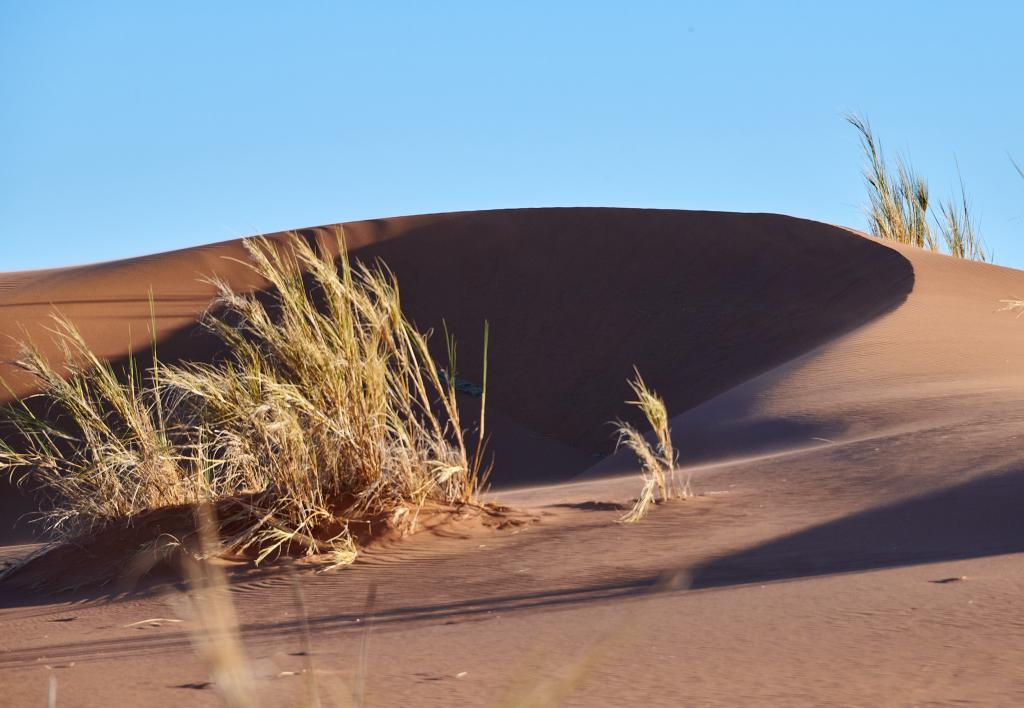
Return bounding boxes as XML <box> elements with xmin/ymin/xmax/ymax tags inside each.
<box><xmin>3</xmin><ymin>207</ymin><xmax>1024</xmax><ymax>706</ymax></box>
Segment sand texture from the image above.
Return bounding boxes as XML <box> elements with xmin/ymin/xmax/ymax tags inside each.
<box><xmin>3</xmin><ymin>208</ymin><xmax>1023</xmax><ymax>706</ymax></box>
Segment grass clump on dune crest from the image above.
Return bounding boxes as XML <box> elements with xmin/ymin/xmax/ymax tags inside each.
<box><xmin>614</xmin><ymin>369</ymin><xmax>690</xmax><ymax>523</ymax></box>
<box><xmin>0</xmin><ymin>231</ymin><xmax>490</xmax><ymax>568</ymax></box>
<box><xmin>846</xmin><ymin>113</ymin><xmax>989</xmax><ymax>262</ymax></box>
<box><xmin>846</xmin><ymin>113</ymin><xmax>934</xmax><ymax>251</ymax></box>
<box><xmin>936</xmin><ymin>168</ymin><xmax>986</xmax><ymax>262</ymax></box>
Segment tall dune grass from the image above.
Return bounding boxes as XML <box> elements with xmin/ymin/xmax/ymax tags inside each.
<box><xmin>846</xmin><ymin>113</ymin><xmax>934</xmax><ymax>251</ymax></box>
<box><xmin>614</xmin><ymin>369</ymin><xmax>690</xmax><ymax>523</ymax></box>
<box><xmin>175</xmin><ymin>503</ymin><xmax>256</xmax><ymax>708</ymax></box>
<box><xmin>0</xmin><ymin>318</ymin><xmax>195</xmax><ymax>540</ymax></box>
<box><xmin>0</xmin><ymin>231</ymin><xmax>490</xmax><ymax>567</ymax></box>
<box><xmin>936</xmin><ymin>169</ymin><xmax>985</xmax><ymax>261</ymax></box>
<box><xmin>847</xmin><ymin>113</ymin><xmax>988</xmax><ymax>262</ymax></box>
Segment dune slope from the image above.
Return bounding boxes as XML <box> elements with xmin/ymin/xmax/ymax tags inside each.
<box><xmin>1</xmin><ymin>208</ymin><xmax>911</xmax><ymax>480</ymax></box>
<box><xmin>0</xmin><ymin>209</ymin><xmax>911</xmax><ymax>544</ymax></box>
<box><xmin>5</xmin><ymin>209</ymin><xmax>1024</xmax><ymax>706</ymax></box>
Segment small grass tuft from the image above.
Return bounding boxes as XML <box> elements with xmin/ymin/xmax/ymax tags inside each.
<box><xmin>846</xmin><ymin>113</ymin><xmax>935</xmax><ymax>250</ymax></box>
<box><xmin>613</xmin><ymin>369</ymin><xmax>690</xmax><ymax>523</ymax></box>
<box><xmin>0</xmin><ymin>316</ymin><xmax>196</xmax><ymax>540</ymax></box>
<box><xmin>936</xmin><ymin>165</ymin><xmax>988</xmax><ymax>262</ymax></box>
<box><xmin>998</xmin><ymin>299</ymin><xmax>1024</xmax><ymax>317</ymax></box>
<box><xmin>847</xmin><ymin>113</ymin><xmax>988</xmax><ymax>262</ymax></box>
<box><xmin>174</xmin><ymin>502</ymin><xmax>256</xmax><ymax>708</ymax></box>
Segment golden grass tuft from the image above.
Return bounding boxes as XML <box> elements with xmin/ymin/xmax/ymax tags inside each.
<box><xmin>613</xmin><ymin>369</ymin><xmax>690</xmax><ymax>523</ymax></box>
<box><xmin>0</xmin><ymin>230</ymin><xmax>491</xmax><ymax>568</ymax></box>
<box><xmin>846</xmin><ymin>113</ymin><xmax>934</xmax><ymax>251</ymax></box>
<box><xmin>936</xmin><ymin>165</ymin><xmax>987</xmax><ymax>262</ymax></box>
<box><xmin>847</xmin><ymin>113</ymin><xmax>988</xmax><ymax>262</ymax></box>
<box><xmin>174</xmin><ymin>503</ymin><xmax>256</xmax><ymax>708</ymax></box>
<box><xmin>0</xmin><ymin>316</ymin><xmax>197</xmax><ymax>540</ymax></box>
<box><xmin>998</xmin><ymin>299</ymin><xmax>1024</xmax><ymax>317</ymax></box>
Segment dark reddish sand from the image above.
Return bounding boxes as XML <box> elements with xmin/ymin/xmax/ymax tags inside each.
<box><xmin>3</xmin><ymin>208</ymin><xmax>1024</xmax><ymax>706</ymax></box>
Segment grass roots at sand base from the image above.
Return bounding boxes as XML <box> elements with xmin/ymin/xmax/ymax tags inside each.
<box><xmin>0</xmin><ymin>232</ymin><xmax>490</xmax><ymax>568</ymax></box>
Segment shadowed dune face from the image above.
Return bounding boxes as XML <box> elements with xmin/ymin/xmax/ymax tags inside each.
<box><xmin>341</xmin><ymin>210</ymin><xmax>913</xmax><ymax>453</ymax></box>
<box><xmin>0</xmin><ymin>208</ymin><xmax>912</xmax><ymax>450</ymax></box>
<box><xmin>689</xmin><ymin>465</ymin><xmax>1024</xmax><ymax>590</ymax></box>
<box><xmin>0</xmin><ymin>208</ymin><xmax>912</xmax><ymax>540</ymax></box>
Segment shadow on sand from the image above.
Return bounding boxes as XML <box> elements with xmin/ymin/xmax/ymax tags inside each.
<box><xmin>688</xmin><ymin>465</ymin><xmax>1024</xmax><ymax>589</ymax></box>
<box><xmin>3</xmin><ymin>464</ymin><xmax>1023</xmax><ymax>668</ymax></box>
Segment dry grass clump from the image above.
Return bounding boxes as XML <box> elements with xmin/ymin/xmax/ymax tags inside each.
<box><xmin>174</xmin><ymin>504</ymin><xmax>256</xmax><ymax>708</ymax></box>
<box><xmin>846</xmin><ymin>113</ymin><xmax>934</xmax><ymax>250</ymax></box>
<box><xmin>163</xmin><ymin>234</ymin><xmax>490</xmax><ymax>562</ymax></box>
<box><xmin>613</xmin><ymin>369</ymin><xmax>690</xmax><ymax>523</ymax></box>
<box><xmin>998</xmin><ymin>299</ymin><xmax>1024</xmax><ymax>317</ymax></box>
<box><xmin>0</xmin><ymin>231</ymin><xmax>490</xmax><ymax>567</ymax></box>
<box><xmin>0</xmin><ymin>318</ymin><xmax>196</xmax><ymax>540</ymax></box>
<box><xmin>847</xmin><ymin>113</ymin><xmax>988</xmax><ymax>262</ymax></box>
<box><xmin>936</xmin><ymin>168</ymin><xmax>986</xmax><ymax>261</ymax></box>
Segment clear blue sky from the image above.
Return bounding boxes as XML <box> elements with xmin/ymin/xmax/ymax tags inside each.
<box><xmin>2</xmin><ymin>1</ymin><xmax>1022</xmax><ymax>271</ymax></box>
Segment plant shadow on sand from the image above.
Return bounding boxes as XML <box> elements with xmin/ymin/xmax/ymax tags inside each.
<box><xmin>688</xmin><ymin>464</ymin><xmax>1024</xmax><ymax>588</ymax></box>
<box><xmin>3</xmin><ymin>464</ymin><xmax>1024</xmax><ymax>672</ymax></box>
<box><xmin>0</xmin><ymin>499</ymin><xmax>536</xmax><ymax>607</ymax></box>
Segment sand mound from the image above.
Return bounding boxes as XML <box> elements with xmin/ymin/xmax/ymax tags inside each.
<box><xmin>7</xmin><ymin>209</ymin><xmax>1024</xmax><ymax>705</ymax></box>
<box><xmin>1</xmin><ymin>208</ymin><xmax>910</xmax><ymax>489</ymax></box>
<box><xmin>1</xmin><ymin>209</ymin><xmax>916</xmax><ymax>422</ymax></box>
<box><xmin>1</xmin><ymin>499</ymin><xmax>533</xmax><ymax>595</ymax></box>
<box><xmin>1</xmin><ymin>209</ymin><xmax>911</xmax><ymax>541</ymax></box>
<box><xmin>584</xmin><ymin>231</ymin><xmax>1024</xmax><ymax>475</ymax></box>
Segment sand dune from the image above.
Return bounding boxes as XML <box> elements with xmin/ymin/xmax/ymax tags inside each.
<box><xmin>3</xmin><ymin>208</ymin><xmax>1024</xmax><ymax>706</ymax></box>
<box><xmin>1</xmin><ymin>209</ymin><xmax>910</xmax><ymax>483</ymax></box>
